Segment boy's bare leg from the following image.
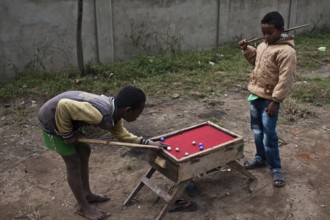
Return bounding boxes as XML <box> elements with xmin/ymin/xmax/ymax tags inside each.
<box><xmin>62</xmin><ymin>154</ymin><xmax>109</xmax><ymax>220</ymax></box>
<box><xmin>76</xmin><ymin>146</ymin><xmax>110</xmax><ymax>203</ymax></box>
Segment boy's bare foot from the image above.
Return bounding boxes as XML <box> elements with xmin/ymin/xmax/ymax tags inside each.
<box><xmin>75</xmin><ymin>204</ymin><xmax>110</xmax><ymax>220</ymax></box>
<box><xmin>86</xmin><ymin>193</ymin><xmax>111</xmax><ymax>203</ymax></box>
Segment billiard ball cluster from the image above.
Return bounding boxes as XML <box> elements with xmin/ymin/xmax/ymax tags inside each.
<box><xmin>160</xmin><ymin>137</ymin><xmax>205</xmax><ymax>155</ymax></box>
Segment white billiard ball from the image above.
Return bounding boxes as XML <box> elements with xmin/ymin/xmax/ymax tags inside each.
<box><xmin>167</xmin><ymin>146</ymin><xmax>171</xmax><ymax>151</ymax></box>
<box><xmin>192</xmin><ymin>141</ymin><xmax>196</xmax><ymax>145</ymax></box>
<box><xmin>175</xmin><ymin>147</ymin><xmax>179</xmax><ymax>152</ymax></box>
<box><xmin>185</xmin><ymin>152</ymin><xmax>189</xmax><ymax>156</ymax></box>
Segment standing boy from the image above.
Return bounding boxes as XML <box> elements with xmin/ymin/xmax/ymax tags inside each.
<box><xmin>38</xmin><ymin>86</ymin><xmax>161</xmax><ymax>219</ymax></box>
<box><xmin>239</xmin><ymin>11</ymin><xmax>296</xmax><ymax>187</ymax></box>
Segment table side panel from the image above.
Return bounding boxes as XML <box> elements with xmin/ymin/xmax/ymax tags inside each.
<box><xmin>178</xmin><ymin>141</ymin><xmax>244</xmax><ymax>182</ymax></box>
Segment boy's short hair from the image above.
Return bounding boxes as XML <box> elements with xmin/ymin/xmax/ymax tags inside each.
<box><xmin>115</xmin><ymin>86</ymin><xmax>146</xmax><ymax>110</ymax></box>
<box><xmin>261</xmin><ymin>11</ymin><xmax>284</xmax><ymax>29</ymax></box>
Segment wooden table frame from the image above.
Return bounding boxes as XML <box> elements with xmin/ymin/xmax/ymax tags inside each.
<box><xmin>123</xmin><ymin>122</ymin><xmax>256</xmax><ymax>219</ymax></box>
<box><xmin>123</xmin><ymin>160</ymin><xmax>255</xmax><ymax>220</ymax></box>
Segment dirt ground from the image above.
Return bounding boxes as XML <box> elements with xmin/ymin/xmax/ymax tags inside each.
<box><xmin>1</xmin><ymin>68</ymin><xmax>329</xmax><ymax>220</ymax></box>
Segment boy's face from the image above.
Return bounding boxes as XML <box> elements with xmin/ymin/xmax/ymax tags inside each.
<box><xmin>261</xmin><ymin>23</ymin><xmax>283</xmax><ymax>45</ymax></box>
<box><xmin>122</xmin><ymin>103</ymin><xmax>145</xmax><ymax>122</ymax></box>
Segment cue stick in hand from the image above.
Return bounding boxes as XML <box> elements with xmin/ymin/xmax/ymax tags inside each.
<box><xmin>78</xmin><ymin>138</ymin><xmax>167</xmax><ymax>168</ymax></box>
<box><xmin>247</xmin><ymin>24</ymin><xmax>309</xmax><ymax>43</ymax></box>
<box><xmin>78</xmin><ymin>138</ymin><xmax>161</xmax><ymax>150</ymax></box>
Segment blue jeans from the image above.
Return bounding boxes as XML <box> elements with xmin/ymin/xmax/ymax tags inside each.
<box><xmin>250</xmin><ymin>98</ymin><xmax>281</xmax><ymax>171</ymax></box>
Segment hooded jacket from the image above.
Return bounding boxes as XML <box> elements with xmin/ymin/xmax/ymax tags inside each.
<box><xmin>243</xmin><ymin>34</ymin><xmax>296</xmax><ymax>102</ymax></box>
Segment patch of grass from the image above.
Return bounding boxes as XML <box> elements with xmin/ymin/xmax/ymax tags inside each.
<box><xmin>0</xmin><ymin>31</ymin><xmax>329</xmax><ymax>107</ymax></box>
<box><xmin>0</xmin><ymin>68</ymin><xmax>122</xmax><ymax>103</ymax></box>
<box><xmin>280</xmin><ymin>98</ymin><xmax>314</xmax><ymax>123</ymax></box>
<box><xmin>1</xmin><ymin>102</ymin><xmax>35</xmax><ymax>124</ymax></box>
<box><xmin>295</xmin><ymin>31</ymin><xmax>330</xmax><ymax>71</ymax></box>
<box><xmin>13</xmin><ymin>105</ymin><xmax>35</xmax><ymax>123</ymax></box>
<box><xmin>291</xmin><ymin>77</ymin><xmax>330</xmax><ymax>105</ymax></box>
<box><xmin>0</xmin><ymin>71</ymin><xmax>75</xmax><ymax>103</ymax></box>
<box><xmin>1</xmin><ymin>42</ymin><xmax>250</xmax><ymax>103</ymax></box>
<box><xmin>124</xmin><ymin>163</ymin><xmax>137</xmax><ymax>171</ymax></box>
<box><xmin>87</xmin><ymin>43</ymin><xmax>249</xmax><ymax>79</ymax></box>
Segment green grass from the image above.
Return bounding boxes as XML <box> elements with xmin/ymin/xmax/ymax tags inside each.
<box><xmin>0</xmin><ymin>31</ymin><xmax>329</xmax><ymax>108</ymax></box>
<box><xmin>295</xmin><ymin>31</ymin><xmax>330</xmax><ymax>70</ymax></box>
<box><xmin>280</xmin><ymin>97</ymin><xmax>314</xmax><ymax>123</ymax></box>
<box><xmin>291</xmin><ymin>77</ymin><xmax>330</xmax><ymax>105</ymax></box>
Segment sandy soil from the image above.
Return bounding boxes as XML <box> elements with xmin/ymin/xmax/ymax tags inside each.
<box><xmin>1</xmin><ymin>70</ymin><xmax>329</xmax><ymax>220</ymax></box>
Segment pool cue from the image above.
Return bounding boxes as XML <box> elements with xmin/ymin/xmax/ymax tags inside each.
<box><xmin>78</xmin><ymin>138</ymin><xmax>167</xmax><ymax>168</ymax></box>
<box><xmin>78</xmin><ymin>138</ymin><xmax>160</xmax><ymax>150</ymax></box>
<box><xmin>247</xmin><ymin>24</ymin><xmax>309</xmax><ymax>43</ymax></box>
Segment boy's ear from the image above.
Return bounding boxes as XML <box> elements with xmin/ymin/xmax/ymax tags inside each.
<box><xmin>123</xmin><ymin>107</ymin><xmax>132</xmax><ymax>113</ymax></box>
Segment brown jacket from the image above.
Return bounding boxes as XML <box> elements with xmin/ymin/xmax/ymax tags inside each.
<box><xmin>243</xmin><ymin>35</ymin><xmax>296</xmax><ymax>102</ymax></box>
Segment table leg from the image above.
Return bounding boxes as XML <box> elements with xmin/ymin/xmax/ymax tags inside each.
<box><xmin>123</xmin><ymin>167</ymin><xmax>156</xmax><ymax>206</ymax></box>
<box><xmin>227</xmin><ymin>160</ymin><xmax>256</xmax><ymax>181</ymax></box>
<box><xmin>155</xmin><ymin>179</ymin><xmax>190</xmax><ymax>220</ymax></box>
<box><xmin>153</xmin><ymin>183</ymin><xmax>176</xmax><ymax>205</ymax></box>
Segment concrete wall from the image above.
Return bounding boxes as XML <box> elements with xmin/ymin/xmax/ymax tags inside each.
<box><xmin>1</xmin><ymin>0</ymin><xmax>329</xmax><ymax>81</ymax></box>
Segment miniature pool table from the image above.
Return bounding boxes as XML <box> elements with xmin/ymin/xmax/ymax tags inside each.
<box><xmin>149</xmin><ymin>121</ymin><xmax>245</xmax><ymax>182</ymax></box>
<box><xmin>125</xmin><ymin>121</ymin><xmax>254</xmax><ymax>220</ymax></box>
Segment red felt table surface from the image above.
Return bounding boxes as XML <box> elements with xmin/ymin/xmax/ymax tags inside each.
<box><xmin>161</xmin><ymin>124</ymin><xmax>235</xmax><ymax>160</ymax></box>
